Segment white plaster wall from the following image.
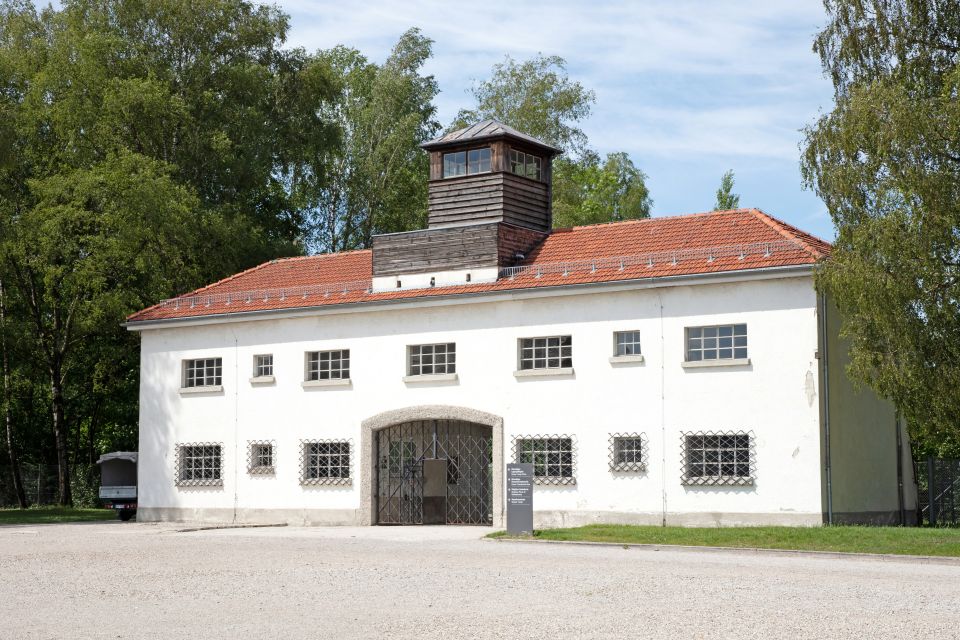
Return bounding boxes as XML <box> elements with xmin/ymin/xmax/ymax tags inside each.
<box><xmin>136</xmin><ymin>274</ymin><xmax>825</xmax><ymax>524</ymax></box>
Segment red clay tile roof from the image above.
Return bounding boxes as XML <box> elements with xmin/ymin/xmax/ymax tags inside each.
<box><xmin>127</xmin><ymin>209</ymin><xmax>830</xmax><ymax>324</ymax></box>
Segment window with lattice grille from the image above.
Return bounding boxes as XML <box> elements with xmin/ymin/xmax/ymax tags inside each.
<box><xmin>609</xmin><ymin>434</ymin><xmax>647</xmax><ymax>472</ymax></box>
<box><xmin>247</xmin><ymin>441</ymin><xmax>274</xmax><ymax>475</ymax></box>
<box><xmin>519</xmin><ymin>336</ymin><xmax>572</xmax><ymax>370</ymax></box>
<box><xmin>408</xmin><ymin>343</ymin><xmax>456</xmax><ymax>376</ymax></box>
<box><xmin>305</xmin><ymin>350</ymin><xmax>350</xmax><ymax>381</ymax></box>
<box><xmin>182</xmin><ymin>358</ymin><xmax>222</xmax><ymax>388</ymax></box>
<box><xmin>514</xmin><ymin>436</ymin><xmax>575</xmax><ymax>485</ymax></box>
<box><xmin>301</xmin><ymin>441</ymin><xmax>351</xmax><ymax>485</ymax></box>
<box><xmin>682</xmin><ymin>432</ymin><xmax>754</xmax><ymax>486</ymax></box>
<box><xmin>685</xmin><ymin>324</ymin><xmax>747</xmax><ymax>362</ymax></box>
<box><xmin>175</xmin><ymin>444</ymin><xmax>223</xmax><ymax>486</ymax></box>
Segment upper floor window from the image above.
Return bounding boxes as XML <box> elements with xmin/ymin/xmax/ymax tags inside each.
<box><xmin>183</xmin><ymin>358</ymin><xmax>222</xmax><ymax>388</ymax></box>
<box><xmin>443</xmin><ymin>147</ymin><xmax>491</xmax><ymax>177</ymax></box>
<box><xmin>614</xmin><ymin>331</ymin><xmax>642</xmax><ymax>357</ymax></box>
<box><xmin>253</xmin><ymin>354</ymin><xmax>273</xmax><ymax>378</ymax></box>
<box><xmin>686</xmin><ymin>324</ymin><xmax>747</xmax><ymax>362</ymax></box>
<box><xmin>408</xmin><ymin>343</ymin><xmax>456</xmax><ymax>376</ymax></box>
<box><xmin>306</xmin><ymin>349</ymin><xmax>350</xmax><ymax>381</ymax></box>
<box><xmin>519</xmin><ymin>336</ymin><xmax>572</xmax><ymax>371</ymax></box>
<box><xmin>510</xmin><ymin>149</ymin><xmax>542</xmax><ymax>181</ymax></box>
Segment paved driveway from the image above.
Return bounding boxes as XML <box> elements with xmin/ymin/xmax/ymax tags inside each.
<box><xmin>1</xmin><ymin>521</ymin><xmax>958</xmax><ymax>639</ymax></box>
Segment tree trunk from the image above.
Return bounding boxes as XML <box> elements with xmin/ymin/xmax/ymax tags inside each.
<box><xmin>50</xmin><ymin>357</ymin><xmax>71</xmax><ymax>506</ymax></box>
<box><xmin>0</xmin><ymin>279</ymin><xmax>27</xmax><ymax>508</ymax></box>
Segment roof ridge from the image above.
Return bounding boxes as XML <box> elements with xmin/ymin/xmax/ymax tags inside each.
<box><xmin>280</xmin><ymin>249</ymin><xmax>373</xmax><ymax>262</ymax></box>
<box><xmin>747</xmin><ymin>209</ymin><xmax>830</xmax><ymax>258</ymax></box>
<box><xmin>553</xmin><ymin>208</ymin><xmax>755</xmax><ymax>233</ymax></box>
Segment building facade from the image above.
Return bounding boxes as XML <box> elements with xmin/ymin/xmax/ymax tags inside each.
<box><xmin>127</xmin><ymin>121</ymin><xmax>916</xmax><ymax>527</ymax></box>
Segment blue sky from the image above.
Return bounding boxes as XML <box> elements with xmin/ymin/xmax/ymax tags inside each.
<box><xmin>281</xmin><ymin>0</ymin><xmax>836</xmax><ymax>240</ymax></box>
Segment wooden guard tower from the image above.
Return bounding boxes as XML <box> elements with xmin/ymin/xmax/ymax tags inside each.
<box><xmin>371</xmin><ymin>120</ymin><xmax>561</xmax><ymax>289</ymax></box>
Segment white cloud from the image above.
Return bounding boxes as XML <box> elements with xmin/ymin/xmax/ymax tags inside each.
<box><xmin>278</xmin><ymin>0</ymin><xmax>837</xmax><ymax>237</ymax></box>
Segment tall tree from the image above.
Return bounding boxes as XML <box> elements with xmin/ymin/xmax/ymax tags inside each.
<box><xmin>0</xmin><ymin>278</ymin><xmax>27</xmax><ymax>507</ymax></box>
<box><xmin>802</xmin><ymin>0</ymin><xmax>960</xmax><ymax>455</ymax></box>
<box><xmin>453</xmin><ymin>55</ymin><xmax>595</xmax><ymax>158</ymax></box>
<box><xmin>1</xmin><ymin>153</ymin><xmax>217</xmax><ymax>504</ymax></box>
<box><xmin>305</xmin><ymin>29</ymin><xmax>440</xmax><ymax>253</ymax></box>
<box><xmin>714</xmin><ymin>170</ymin><xmax>740</xmax><ymax>210</ymax></box>
<box><xmin>453</xmin><ymin>54</ymin><xmax>650</xmax><ymax>227</ymax></box>
<box><xmin>0</xmin><ymin>0</ymin><xmax>338</xmax><ymax>502</ymax></box>
<box><xmin>553</xmin><ymin>152</ymin><xmax>652</xmax><ymax>227</ymax></box>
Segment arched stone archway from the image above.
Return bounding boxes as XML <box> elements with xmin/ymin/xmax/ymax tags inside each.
<box><xmin>360</xmin><ymin>406</ymin><xmax>504</xmax><ymax>526</ymax></box>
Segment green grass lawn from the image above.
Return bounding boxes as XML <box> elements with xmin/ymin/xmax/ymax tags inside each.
<box><xmin>0</xmin><ymin>506</ymin><xmax>116</xmax><ymax>525</ymax></box>
<box><xmin>489</xmin><ymin>524</ymin><xmax>960</xmax><ymax>557</ymax></box>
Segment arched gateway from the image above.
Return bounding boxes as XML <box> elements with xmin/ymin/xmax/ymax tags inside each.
<box><xmin>360</xmin><ymin>406</ymin><xmax>504</xmax><ymax>526</ymax></box>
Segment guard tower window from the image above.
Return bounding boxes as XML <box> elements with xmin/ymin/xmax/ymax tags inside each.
<box><xmin>510</xmin><ymin>149</ymin><xmax>542</xmax><ymax>181</ymax></box>
<box><xmin>443</xmin><ymin>147</ymin><xmax>491</xmax><ymax>177</ymax></box>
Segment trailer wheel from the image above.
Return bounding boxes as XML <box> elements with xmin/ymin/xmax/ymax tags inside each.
<box><xmin>118</xmin><ymin>509</ymin><xmax>134</xmax><ymax>522</ymax></box>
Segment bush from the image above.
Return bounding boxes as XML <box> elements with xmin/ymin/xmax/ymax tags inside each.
<box><xmin>69</xmin><ymin>464</ymin><xmax>101</xmax><ymax>508</ymax></box>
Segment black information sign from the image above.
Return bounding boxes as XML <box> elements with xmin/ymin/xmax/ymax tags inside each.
<box><xmin>506</xmin><ymin>463</ymin><xmax>534</xmax><ymax>535</ymax></box>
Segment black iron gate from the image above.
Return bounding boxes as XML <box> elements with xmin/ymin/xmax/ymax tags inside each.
<box><xmin>918</xmin><ymin>457</ymin><xmax>960</xmax><ymax>526</ymax></box>
<box><xmin>376</xmin><ymin>420</ymin><xmax>492</xmax><ymax>525</ymax></box>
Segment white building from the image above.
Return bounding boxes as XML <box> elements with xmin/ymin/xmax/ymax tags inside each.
<box><xmin>127</xmin><ymin>121</ymin><xmax>916</xmax><ymax>527</ymax></box>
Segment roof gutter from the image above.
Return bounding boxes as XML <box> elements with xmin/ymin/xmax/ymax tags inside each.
<box><xmin>124</xmin><ymin>263</ymin><xmax>815</xmax><ymax>331</ymax></box>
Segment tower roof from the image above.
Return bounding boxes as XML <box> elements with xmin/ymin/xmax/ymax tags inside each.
<box><xmin>421</xmin><ymin>119</ymin><xmax>562</xmax><ymax>155</ymax></box>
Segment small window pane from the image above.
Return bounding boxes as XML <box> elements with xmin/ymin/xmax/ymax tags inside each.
<box><xmin>519</xmin><ymin>336</ymin><xmax>572</xmax><ymax>370</ymax></box>
<box><xmin>254</xmin><ymin>354</ymin><xmax>273</xmax><ymax>378</ymax></box>
<box><xmin>408</xmin><ymin>343</ymin><xmax>456</xmax><ymax>376</ymax></box>
<box><xmin>467</xmin><ymin>147</ymin><xmax>491</xmax><ymax>175</ymax></box>
<box><xmin>686</xmin><ymin>324</ymin><xmax>748</xmax><ymax>361</ymax></box>
<box><xmin>183</xmin><ymin>358</ymin><xmax>222</xmax><ymax>388</ymax></box>
<box><xmin>614</xmin><ymin>331</ymin><xmax>642</xmax><ymax>357</ymax></box>
<box><xmin>306</xmin><ymin>350</ymin><xmax>350</xmax><ymax>380</ymax></box>
<box><xmin>443</xmin><ymin>151</ymin><xmax>467</xmax><ymax>178</ymax></box>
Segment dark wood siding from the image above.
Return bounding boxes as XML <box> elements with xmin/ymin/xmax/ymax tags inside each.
<box><xmin>372</xmin><ymin>223</ymin><xmax>501</xmax><ymax>277</ymax></box>
<box><xmin>500</xmin><ymin>172</ymin><xmax>551</xmax><ymax>230</ymax></box>
<box><xmin>427</xmin><ymin>172</ymin><xmax>551</xmax><ymax>231</ymax></box>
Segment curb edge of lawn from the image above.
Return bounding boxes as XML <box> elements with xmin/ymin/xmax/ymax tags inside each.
<box><xmin>174</xmin><ymin>523</ymin><xmax>289</xmax><ymax>533</ymax></box>
<box><xmin>486</xmin><ymin>536</ymin><xmax>960</xmax><ymax>566</ymax></box>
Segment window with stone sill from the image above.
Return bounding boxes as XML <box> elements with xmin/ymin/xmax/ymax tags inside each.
<box><xmin>685</xmin><ymin>324</ymin><xmax>747</xmax><ymax>362</ymax></box>
<box><xmin>305</xmin><ymin>350</ymin><xmax>350</xmax><ymax>381</ymax></box>
<box><xmin>408</xmin><ymin>343</ymin><xmax>456</xmax><ymax>376</ymax></box>
<box><xmin>519</xmin><ymin>336</ymin><xmax>572</xmax><ymax>371</ymax></box>
<box><xmin>182</xmin><ymin>358</ymin><xmax>222</xmax><ymax>388</ymax></box>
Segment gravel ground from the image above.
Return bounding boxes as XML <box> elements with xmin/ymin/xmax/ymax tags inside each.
<box><xmin>2</xmin><ymin>521</ymin><xmax>959</xmax><ymax>639</ymax></box>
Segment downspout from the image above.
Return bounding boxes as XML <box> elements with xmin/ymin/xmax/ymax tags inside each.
<box><xmin>818</xmin><ymin>293</ymin><xmax>833</xmax><ymax>525</ymax></box>
<box><xmin>658</xmin><ymin>290</ymin><xmax>667</xmax><ymax>527</ymax></box>
<box><xmin>895</xmin><ymin>410</ymin><xmax>905</xmax><ymax>526</ymax></box>
<box><xmin>232</xmin><ymin>328</ymin><xmax>239</xmax><ymax>525</ymax></box>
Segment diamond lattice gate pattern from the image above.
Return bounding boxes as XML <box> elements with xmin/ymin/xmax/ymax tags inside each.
<box><xmin>376</xmin><ymin>420</ymin><xmax>493</xmax><ymax>525</ymax></box>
